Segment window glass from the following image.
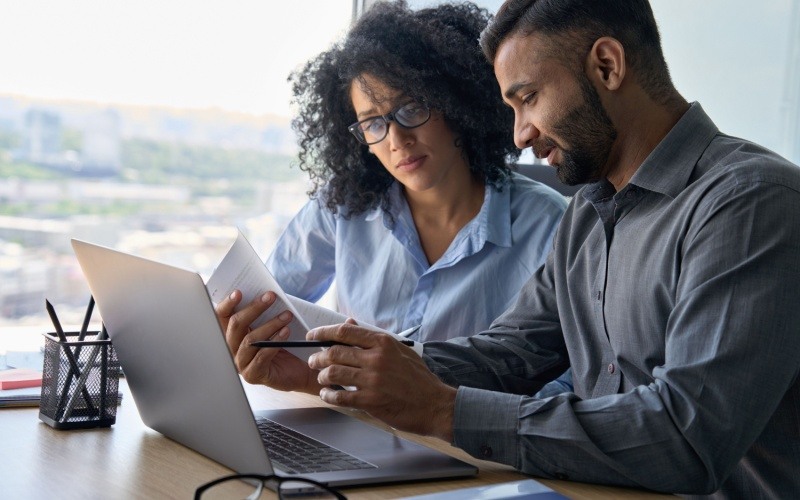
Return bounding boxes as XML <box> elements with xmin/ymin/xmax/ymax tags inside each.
<box><xmin>0</xmin><ymin>1</ymin><xmax>351</xmax><ymax>335</ymax></box>
<box><xmin>2</xmin><ymin>0</ymin><xmax>798</xmax><ymax>337</ymax></box>
<box><xmin>407</xmin><ymin>0</ymin><xmax>799</xmax><ymax>167</ymax></box>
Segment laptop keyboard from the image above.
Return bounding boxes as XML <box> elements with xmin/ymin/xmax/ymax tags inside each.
<box><xmin>256</xmin><ymin>418</ymin><xmax>377</xmax><ymax>474</ymax></box>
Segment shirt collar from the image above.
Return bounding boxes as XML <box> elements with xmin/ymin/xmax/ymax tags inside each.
<box><xmin>582</xmin><ymin>102</ymin><xmax>719</xmax><ymax>202</ymax></box>
<box><xmin>363</xmin><ymin>183</ymin><xmax>401</xmax><ymax>223</ymax></box>
<box><xmin>629</xmin><ymin>102</ymin><xmax>719</xmax><ymax>198</ymax></box>
<box><xmin>482</xmin><ymin>178</ymin><xmax>513</xmax><ymax>248</ymax></box>
<box><xmin>366</xmin><ymin>177</ymin><xmax>513</xmax><ymax>248</ymax></box>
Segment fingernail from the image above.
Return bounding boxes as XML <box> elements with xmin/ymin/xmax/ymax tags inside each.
<box><xmin>261</xmin><ymin>292</ymin><xmax>272</xmax><ymax>303</ymax></box>
<box><xmin>229</xmin><ymin>291</ymin><xmax>237</xmax><ymax>300</ymax></box>
<box><xmin>279</xmin><ymin>311</ymin><xmax>292</xmax><ymax>321</ymax></box>
<box><xmin>278</xmin><ymin>326</ymin><xmax>290</xmax><ymax>338</ymax></box>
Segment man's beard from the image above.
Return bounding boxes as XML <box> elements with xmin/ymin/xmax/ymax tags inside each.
<box><xmin>547</xmin><ymin>75</ymin><xmax>617</xmax><ymax>186</ymax></box>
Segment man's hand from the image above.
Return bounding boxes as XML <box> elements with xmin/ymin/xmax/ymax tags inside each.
<box><xmin>307</xmin><ymin>323</ymin><xmax>456</xmax><ymax>442</ymax></box>
<box><xmin>214</xmin><ymin>290</ymin><xmax>322</xmax><ymax>395</ymax></box>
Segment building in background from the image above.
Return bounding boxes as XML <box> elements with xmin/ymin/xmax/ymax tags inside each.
<box><xmin>81</xmin><ymin>108</ymin><xmax>122</xmax><ymax>174</ymax></box>
<box><xmin>23</xmin><ymin>109</ymin><xmax>62</xmax><ymax>165</ymax></box>
<box><xmin>19</xmin><ymin>107</ymin><xmax>122</xmax><ymax>175</ymax></box>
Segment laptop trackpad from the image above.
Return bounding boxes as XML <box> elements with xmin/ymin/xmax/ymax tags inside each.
<box><xmin>257</xmin><ymin>407</ymin><xmax>432</xmax><ymax>464</ymax></box>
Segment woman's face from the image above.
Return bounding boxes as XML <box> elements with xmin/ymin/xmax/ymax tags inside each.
<box><xmin>349</xmin><ymin>74</ymin><xmax>470</xmax><ymax>195</ymax></box>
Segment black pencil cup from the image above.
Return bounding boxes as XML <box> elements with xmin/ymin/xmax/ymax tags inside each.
<box><xmin>39</xmin><ymin>331</ymin><xmax>120</xmax><ymax>430</ymax></box>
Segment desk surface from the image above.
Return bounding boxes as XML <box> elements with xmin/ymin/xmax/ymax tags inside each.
<box><xmin>0</xmin><ymin>379</ymin><xmax>674</xmax><ymax>499</ymax></box>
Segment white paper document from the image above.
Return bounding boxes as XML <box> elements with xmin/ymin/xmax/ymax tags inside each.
<box><xmin>206</xmin><ymin>230</ymin><xmax>422</xmax><ymax>359</ymax></box>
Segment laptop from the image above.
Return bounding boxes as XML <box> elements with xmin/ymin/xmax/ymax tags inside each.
<box><xmin>71</xmin><ymin>238</ymin><xmax>477</xmax><ymax>487</ymax></box>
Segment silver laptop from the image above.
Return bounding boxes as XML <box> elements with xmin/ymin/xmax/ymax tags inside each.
<box><xmin>71</xmin><ymin>238</ymin><xmax>477</xmax><ymax>487</ymax></box>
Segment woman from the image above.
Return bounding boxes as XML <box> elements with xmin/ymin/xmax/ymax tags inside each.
<box><xmin>265</xmin><ymin>1</ymin><xmax>566</xmax><ymax>342</ymax></box>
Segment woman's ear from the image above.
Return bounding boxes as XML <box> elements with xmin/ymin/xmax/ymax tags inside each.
<box><xmin>586</xmin><ymin>36</ymin><xmax>625</xmax><ymax>91</ymax></box>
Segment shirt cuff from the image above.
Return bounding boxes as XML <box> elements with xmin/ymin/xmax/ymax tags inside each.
<box><xmin>452</xmin><ymin>385</ymin><xmax>522</xmax><ymax>468</ymax></box>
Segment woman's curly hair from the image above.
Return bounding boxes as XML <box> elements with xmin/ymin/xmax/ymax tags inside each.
<box><xmin>290</xmin><ymin>1</ymin><xmax>519</xmax><ymax>216</ymax></box>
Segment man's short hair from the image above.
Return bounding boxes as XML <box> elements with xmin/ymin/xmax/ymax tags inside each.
<box><xmin>480</xmin><ymin>0</ymin><xmax>675</xmax><ymax>104</ymax></box>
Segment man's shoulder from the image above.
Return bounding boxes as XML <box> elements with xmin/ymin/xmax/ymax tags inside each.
<box><xmin>695</xmin><ymin>134</ymin><xmax>800</xmax><ymax>193</ymax></box>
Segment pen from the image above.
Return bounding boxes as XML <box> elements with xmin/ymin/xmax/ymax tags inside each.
<box><xmin>46</xmin><ymin>299</ymin><xmax>97</xmax><ymax>419</ymax></box>
<box><xmin>77</xmin><ymin>295</ymin><xmax>95</xmax><ymax>342</ymax></box>
<box><xmin>45</xmin><ymin>299</ymin><xmax>68</xmax><ymax>344</ymax></box>
<box><xmin>64</xmin><ymin>323</ymin><xmax>110</xmax><ymax>421</ymax></box>
<box><xmin>61</xmin><ymin>340</ymin><xmax>102</xmax><ymax>420</ymax></box>
<box><xmin>250</xmin><ymin>340</ymin><xmax>415</xmax><ymax>348</ymax></box>
<box><xmin>99</xmin><ymin>323</ymin><xmax>108</xmax><ymax>418</ymax></box>
<box><xmin>63</xmin><ymin>296</ymin><xmax>95</xmax><ymax>405</ymax></box>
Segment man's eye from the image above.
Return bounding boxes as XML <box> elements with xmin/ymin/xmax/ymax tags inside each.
<box><xmin>522</xmin><ymin>92</ymin><xmax>537</xmax><ymax>104</ymax></box>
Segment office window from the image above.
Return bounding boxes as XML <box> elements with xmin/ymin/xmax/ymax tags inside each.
<box><xmin>0</xmin><ymin>1</ymin><xmax>352</xmax><ymax>336</ymax></box>
<box><xmin>407</xmin><ymin>0</ymin><xmax>799</xmax><ymax>168</ymax></box>
<box><xmin>2</xmin><ymin>0</ymin><xmax>797</xmax><ymax>338</ymax></box>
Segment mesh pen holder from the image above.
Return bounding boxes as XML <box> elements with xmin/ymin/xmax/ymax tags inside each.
<box><xmin>39</xmin><ymin>331</ymin><xmax>120</xmax><ymax>430</ymax></box>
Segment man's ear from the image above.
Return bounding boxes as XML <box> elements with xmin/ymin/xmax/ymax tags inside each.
<box><xmin>586</xmin><ymin>36</ymin><xmax>625</xmax><ymax>91</ymax></box>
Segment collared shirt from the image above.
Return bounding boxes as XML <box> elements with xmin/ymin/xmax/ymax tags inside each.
<box><xmin>423</xmin><ymin>104</ymin><xmax>800</xmax><ymax>498</ymax></box>
<box><xmin>266</xmin><ymin>171</ymin><xmax>567</xmax><ymax>342</ymax></box>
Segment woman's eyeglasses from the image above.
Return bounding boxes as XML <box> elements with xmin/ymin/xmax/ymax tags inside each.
<box><xmin>195</xmin><ymin>473</ymin><xmax>346</xmax><ymax>499</ymax></box>
<box><xmin>348</xmin><ymin>102</ymin><xmax>431</xmax><ymax>145</ymax></box>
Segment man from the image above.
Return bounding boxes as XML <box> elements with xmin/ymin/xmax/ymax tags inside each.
<box><xmin>218</xmin><ymin>0</ymin><xmax>800</xmax><ymax>497</ymax></box>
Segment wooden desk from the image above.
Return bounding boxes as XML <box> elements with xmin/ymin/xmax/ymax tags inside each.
<box><xmin>0</xmin><ymin>380</ymin><xmax>673</xmax><ymax>499</ymax></box>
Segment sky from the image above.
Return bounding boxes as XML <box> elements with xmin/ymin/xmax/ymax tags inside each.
<box><xmin>0</xmin><ymin>0</ymin><xmax>352</xmax><ymax>117</ymax></box>
<box><xmin>0</xmin><ymin>0</ymin><xmax>796</xmax><ymax>161</ymax></box>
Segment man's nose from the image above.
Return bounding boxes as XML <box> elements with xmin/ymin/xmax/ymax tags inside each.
<box><xmin>514</xmin><ymin>114</ymin><xmax>539</xmax><ymax>150</ymax></box>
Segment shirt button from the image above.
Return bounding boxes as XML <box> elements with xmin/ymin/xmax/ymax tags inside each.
<box><xmin>607</xmin><ymin>363</ymin><xmax>615</xmax><ymax>374</ymax></box>
<box><xmin>480</xmin><ymin>444</ymin><xmax>493</xmax><ymax>458</ymax></box>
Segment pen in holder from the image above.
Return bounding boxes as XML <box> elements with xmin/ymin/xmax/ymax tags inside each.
<box><xmin>38</xmin><ymin>330</ymin><xmax>120</xmax><ymax>430</ymax></box>
<box><xmin>40</xmin><ymin>298</ymin><xmax>120</xmax><ymax>429</ymax></box>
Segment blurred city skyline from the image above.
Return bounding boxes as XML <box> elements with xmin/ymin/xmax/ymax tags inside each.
<box><xmin>1</xmin><ymin>0</ymin><xmax>797</xmax><ymax>164</ymax></box>
<box><xmin>0</xmin><ymin>0</ymin><xmax>798</xmax><ymax>329</ymax></box>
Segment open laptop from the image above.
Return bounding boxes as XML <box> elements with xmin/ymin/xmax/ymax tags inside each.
<box><xmin>71</xmin><ymin>238</ymin><xmax>477</xmax><ymax>487</ymax></box>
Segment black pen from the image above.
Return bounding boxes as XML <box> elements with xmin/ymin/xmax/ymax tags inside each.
<box><xmin>45</xmin><ymin>299</ymin><xmax>68</xmax><ymax>344</ymax></box>
<box><xmin>250</xmin><ymin>340</ymin><xmax>415</xmax><ymax>348</ymax></box>
<box><xmin>77</xmin><ymin>295</ymin><xmax>95</xmax><ymax>342</ymax></box>
<box><xmin>45</xmin><ymin>299</ymin><xmax>97</xmax><ymax>417</ymax></box>
<box><xmin>73</xmin><ymin>295</ymin><xmax>95</xmax><ymax>362</ymax></box>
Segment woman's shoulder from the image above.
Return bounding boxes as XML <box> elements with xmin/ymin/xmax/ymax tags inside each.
<box><xmin>297</xmin><ymin>193</ymin><xmax>392</xmax><ymax>229</ymax></box>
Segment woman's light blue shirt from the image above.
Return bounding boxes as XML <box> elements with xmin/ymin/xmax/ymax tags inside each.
<box><xmin>266</xmin><ymin>172</ymin><xmax>566</xmax><ymax>342</ymax></box>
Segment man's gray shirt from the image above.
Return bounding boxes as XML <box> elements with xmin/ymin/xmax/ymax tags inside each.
<box><xmin>423</xmin><ymin>103</ymin><xmax>800</xmax><ymax>498</ymax></box>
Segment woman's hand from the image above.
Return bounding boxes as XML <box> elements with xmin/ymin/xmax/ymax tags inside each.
<box><xmin>214</xmin><ymin>290</ymin><xmax>322</xmax><ymax>395</ymax></box>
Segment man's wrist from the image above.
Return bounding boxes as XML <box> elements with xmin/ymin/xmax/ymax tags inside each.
<box><xmin>432</xmin><ymin>384</ymin><xmax>457</xmax><ymax>442</ymax></box>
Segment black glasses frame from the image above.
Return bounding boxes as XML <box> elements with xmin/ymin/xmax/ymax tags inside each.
<box><xmin>347</xmin><ymin>102</ymin><xmax>431</xmax><ymax>145</ymax></box>
<box><xmin>194</xmin><ymin>473</ymin><xmax>347</xmax><ymax>499</ymax></box>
